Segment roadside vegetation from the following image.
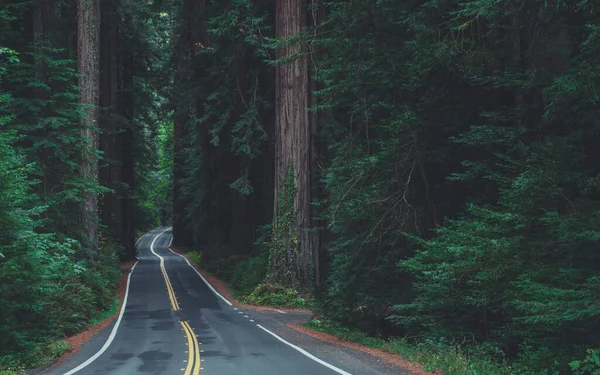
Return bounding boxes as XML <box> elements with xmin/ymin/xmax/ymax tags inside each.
<box><xmin>0</xmin><ymin>0</ymin><xmax>170</xmax><ymax>372</ymax></box>
<box><xmin>183</xmin><ymin>250</ymin><xmax>313</xmax><ymax>309</ymax></box>
<box><xmin>308</xmin><ymin>319</ymin><xmax>600</xmax><ymax>375</ymax></box>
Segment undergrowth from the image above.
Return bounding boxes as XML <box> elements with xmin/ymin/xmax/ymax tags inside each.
<box><xmin>89</xmin><ymin>297</ymin><xmax>121</xmax><ymax>326</ymax></box>
<box><xmin>183</xmin><ymin>249</ymin><xmax>313</xmax><ymax>309</ymax></box>
<box><xmin>240</xmin><ymin>283</ymin><xmax>314</xmax><ymax>309</ymax></box>
<box><xmin>0</xmin><ymin>238</ymin><xmax>123</xmax><ymax>374</ymax></box>
<box><xmin>186</xmin><ymin>251</ymin><xmax>204</xmax><ymax>269</ymax></box>
<box><xmin>306</xmin><ymin>319</ymin><xmax>600</xmax><ymax>375</ymax></box>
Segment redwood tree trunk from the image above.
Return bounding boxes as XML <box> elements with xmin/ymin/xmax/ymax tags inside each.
<box><xmin>272</xmin><ymin>0</ymin><xmax>313</xmax><ymax>289</ymax></box>
<box><xmin>99</xmin><ymin>0</ymin><xmax>121</xmax><ymax>242</ymax></box>
<box><xmin>121</xmin><ymin>4</ymin><xmax>136</xmax><ymax>258</ymax></box>
<box><xmin>78</xmin><ymin>0</ymin><xmax>100</xmax><ymax>256</ymax></box>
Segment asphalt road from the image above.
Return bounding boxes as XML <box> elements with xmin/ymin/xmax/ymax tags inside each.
<box><xmin>42</xmin><ymin>227</ymin><xmax>409</xmax><ymax>375</ymax></box>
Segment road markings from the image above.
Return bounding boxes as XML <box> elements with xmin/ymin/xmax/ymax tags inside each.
<box><xmin>167</xmin><ymin>244</ymin><xmax>233</xmax><ymax>306</ymax></box>
<box><xmin>152</xmin><ymin>228</ymin><xmax>202</xmax><ymax>374</ymax></box>
<box><xmin>135</xmin><ymin>232</ymin><xmax>148</xmax><ymax>246</ymax></box>
<box><xmin>166</xmin><ymin>228</ymin><xmax>352</xmax><ymax>375</ymax></box>
<box><xmin>181</xmin><ymin>321</ymin><xmax>193</xmax><ymax>375</ymax></box>
<box><xmin>190</xmin><ymin>323</ymin><xmax>201</xmax><ymax>375</ymax></box>
<box><xmin>256</xmin><ymin>324</ymin><xmax>353</xmax><ymax>375</ymax></box>
<box><xmin>150</xmin><ymin>228</ymin><xmax>180</xmax><ymax>311</ymax></box>
<box><xmin>181</xmin><ymin>321</ymin><xmax>201</xmax><ymax>375</ymax></box>
<box><xmin>60</xmin><ymin>261</ymin><xmax>139</xmax><ymax>375</ymax></box>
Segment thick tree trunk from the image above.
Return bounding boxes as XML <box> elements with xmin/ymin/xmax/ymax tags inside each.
<box><xmin>99</xmin><ymin>0</ymin><xmax>122</xmax><ymax>243</ymax></box>
<box><xmin>272</xmin><ymin>0</ymin><xmax>313</xmax><ymax>289</ymax></box>
<box><xmin>120</xmin><ymin>7</ymin><xmax>136</xmax><ymax>258</ymax></box>
<box><xmin>77</xmin><ymin>0</ymin><xmax>100</xmax><ymax>257</ymax></box>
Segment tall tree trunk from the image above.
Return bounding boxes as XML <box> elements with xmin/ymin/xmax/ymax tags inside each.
<box><xmin>99</xmin><ymin>0</ymin><xmax>121</xmax><ymax>241</ymax></box>
<box><xmin>271</xmin><ymin>0</ymin><xmax>313</xmax><ymax>289</ymax></box>
<box><xmin>120</xmin><ymin>3</ymin><xmax>135</xmax><ymax>258</ymax></box>
<box><xmin>78</xmin><ymin>0</ymin><xmax>100</xmax><ymax>257</ymax></box>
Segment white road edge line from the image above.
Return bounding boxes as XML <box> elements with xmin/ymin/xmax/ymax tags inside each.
<box><xmin>256</xmin><ymin>324</ymin><xmax>353</xmax><ymax>375</ymax></box>
<box><xmin>167</xmin><ymin>241</ymin><xmax>233</xmax><ymax>307</ymax></box>
<box><xmin>61</xmin><ymin>260</ymin><xmax>139</xmax><ymax>375</ymax></box>
<box><xmin>149</xmin><ymin>227</ymin><xmax>175</xmax><ymax>265</ymax></box>
<box><xmin>274</xmin><ymin>309</ymin><xmax>287</xmax><ymax>314</ymax></box>
<box><xmin>135</xmin><ymin>231</ymin><xmax>149</xmax><ymax>246</ymax></box>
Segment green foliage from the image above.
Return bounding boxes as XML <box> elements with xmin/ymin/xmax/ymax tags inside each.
<box><xmin>2</xmin><ymin>42</ymin><xmax>102</xmax><ymax>244</ymax></box>
<box><xmin>241</xmin><ymin>283</ymin><xmax>314</xmax><ymax>309</ymax></box>
<box><xmin>306</xmin><ymin>318</ymin><xmax>563</xmax><ymax>375</ymax></box>
<box><xmin>304</xmin><ymin>0</ymin><xmax>600</xmax><ymax>371</ymax></box>
<box><xmin>135</xmin><ymin>120</ymin><xmax>174</xmax><ymax>229</ymax></box>
<box><xmin>0</xmin><ymin>127</ymin><xmax>119</xmax><ymax>369</ymax></box>
<box><xmin>315</xmin><ymin>0</ymin><xmax>436</xmax><ymax>334</ymax></box>
<box><xmin>186</xmin><ymin>251</ymin><xmax>204</xmax><ymax>269</ymax></box>
<box><xmin>229</xmin><ymin>255</ymin><xmax>268</xmax><ymax>295</ymax></box>
<box><xmin>172</xmin><ymin>0</ymin><xmax>274</xmax><ymax>251</ymax></box>
<box><xmin>201</xmin><ymin>251</ymin><xmax>268</xmax><ymax>296</ymax></box>
<box><xmin>129</xmin><ymin>0</ymin><xmax>175</xmax><ymax>231</ymax></box>
<box><xmin>266</xmin><ymin>163</ymin><xmax>301</xmax><ymax>287</ymax></box>
<box><xmin>0</xmin><ymin>1</ymin><xmax>132</xmax><ymax>370</ymax></box>
<box><xmin>570</xmin><ymin>349</ymin><xmax>600</xmax><ymax>375</ymax></box>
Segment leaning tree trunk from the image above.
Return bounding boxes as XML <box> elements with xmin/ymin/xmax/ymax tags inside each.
<box><xmin>77</xmin><ymin>0</ymin><xmax>100</xmax><ymax>257</ymax></box>
<box><xmin>271</xmin><ymin>0</ymin><xmax>314</xmax><ymax>289</ymax></box>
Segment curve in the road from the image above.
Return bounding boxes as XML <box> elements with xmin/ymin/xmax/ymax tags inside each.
<box><xmin>45</xmin><ymin>227</ymin><xmax>361</xmax><ymax>375</ymax></box>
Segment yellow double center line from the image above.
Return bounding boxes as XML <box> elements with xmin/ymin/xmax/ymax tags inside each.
<box><xmin>181</xmin><ymin>320</ymin><xmax>201</xmax><ymax>375</ymax></box>
<box><xmin>160</xmin><ymin>256</ymin><xmax>180</xmax><ymax>311</ymax></box>
<box><xmin>150</xmin><ymin>230</ymin><xmax>201</xmax><ymax>375</ymax></box>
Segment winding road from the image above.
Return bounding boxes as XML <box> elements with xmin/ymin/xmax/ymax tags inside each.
<box><xmin>42</xmin><ymin>227</ymin><xmax>408</xmax><ymax>375</ymax></box>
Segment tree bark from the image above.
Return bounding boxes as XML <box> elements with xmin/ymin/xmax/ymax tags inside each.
<box><xmin>272</xmin><ymin>0</ymin><xmax>313</xmax><ymax>289</ymax></box>
<box><xmin>99</xmin><ymin>0</ymin><xmax>121</xmax><ymax>242</ymax></box>
<box><xmin>77</xmin><ymin>0</ymin><xmax>100</xmax><ymax>257</ymax></box>
<box><xmin>120</xmin><ymin>2</ymin><xmax>135</xmax><ymax>258</ymax></box>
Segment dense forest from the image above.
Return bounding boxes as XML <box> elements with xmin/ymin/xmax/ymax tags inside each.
<box><xmin>2</xmin><ymin>0</ymin><xmax>600</xmax><ymax>374</ymax></box>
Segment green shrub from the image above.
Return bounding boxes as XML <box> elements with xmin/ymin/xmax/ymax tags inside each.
<box><xmin>187</xmin><ymin>251</ymin><xmax>204</xmax><ymax>269</ymax></box>
<box><xmin>570</xmin><ymin>349</ymin><xmax>600</xmax><ymax>375</ymax></box>
<box><xmin>241</xmin><ymin>283</ymin><xmax>314</xmax><ymax>309</ymax></box>
<box><xmin>230</xmin><ymin>255</ymin><xmax>268</xmax><ymax>294</ymax></box>
<box><xmin>306</xmin><ymin>318</ymin><xmax>565</xmax><ymax>375</ymax></box>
